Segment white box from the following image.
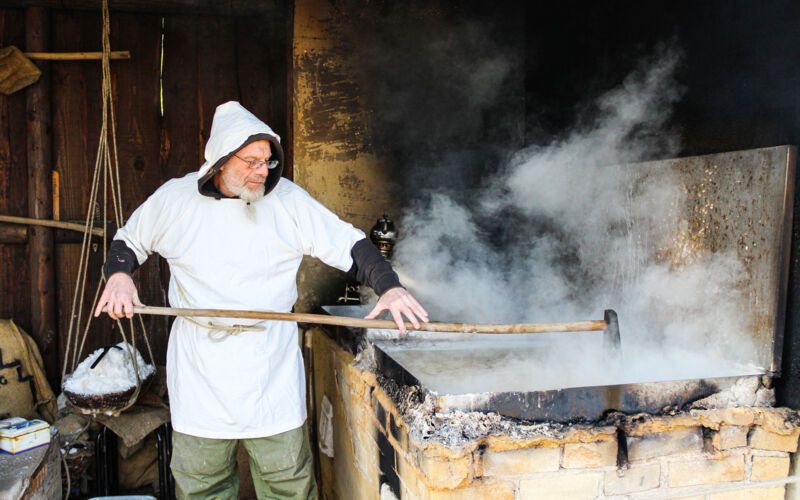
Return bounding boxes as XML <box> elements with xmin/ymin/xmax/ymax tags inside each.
<box><xmin>0</xmin><ymin>418</ymin><xmax>50</xmax><ymax>454</ymax></box>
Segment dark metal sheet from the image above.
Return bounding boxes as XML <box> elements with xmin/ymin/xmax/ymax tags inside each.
<box><xmin>321</xmin><ymin>305</ymin><xmax>764</xmax><ymax>422</ymax></box>
<box><xmin>430</xmin><ymin>376</ymin><xmax>759</xmax><ymax>422</ymax></box>
<box><xmin>320</xmin><ymin>147</ymin><xmax>794</xmax><ymax>420</ymax></box>
<box><xmin>636</xmin><ymin>146</ymin><xmax>795</xmax><ymax>373</ymax></box>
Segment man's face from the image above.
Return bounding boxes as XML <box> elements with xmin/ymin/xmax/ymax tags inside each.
<box><xmin>216</xmin><ymin>140</ymin><xmax>272</xmax><ymax>202</ymax></box>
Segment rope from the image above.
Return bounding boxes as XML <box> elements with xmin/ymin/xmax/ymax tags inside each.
<box><xmin>61</xmin><ymin>0</ymin><xmax>154</xmax><ymax>415</ymax></box>
<box><xmin>174</xmin><ymin>280</ymin><xmax>265</xmax><ymax>341</ymax></box>
<box><xmin>58</xmin><ymin>418</ymin><xmax>92</xmax><ymax>498</ymax></box>
<box><xmin>182</xmin><ymin>316</ymin><xmax>266</xmax><ymax>342</ymax></box>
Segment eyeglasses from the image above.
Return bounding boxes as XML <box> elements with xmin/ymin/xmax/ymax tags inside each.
<box><xmin>233</xmin><ymin>154</ymin><xmax>279</xmax><ymax>170</ymax></box>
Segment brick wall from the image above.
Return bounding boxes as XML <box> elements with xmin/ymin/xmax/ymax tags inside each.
<box><xmin>310</xmin><ymin>329</ymin><xmax>800</xmax><ymax>499</ymax></box>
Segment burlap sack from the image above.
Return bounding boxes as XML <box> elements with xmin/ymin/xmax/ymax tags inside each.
<box><xmin>0</xmin><ymin>319</ymin><xmax>57</xmax><ymax>422</ymax></box>
<box><xmin>118</xmin><ymin>433</ymin><xmax>159</xmax><ymax>491</ymax></box>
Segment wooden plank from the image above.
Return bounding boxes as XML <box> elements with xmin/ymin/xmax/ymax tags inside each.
<box><xmin>51</xmin><ymin>9</ymin><xmax>173</xmax><ymax>374</ymax></box>
<box><xmin>235</xmin><ymin>15</ymin><xmax>271</xmax><ymax>124</ymax></box>
<box><xmin>0</xmin><ymin>8</ymin><xmax>32</xmax><ymax>333</ymax></box>
<box><xmin>26</xmin><ymin>6</ymin><xmax>59</xmax><ymax>392</ymax></box>
<box><xmin>161</xmin><ymin>14</ymin><xmax>200</xmax><ymax>180</ymax></box>
<box><xmin>196</xmin><ymin>15</ymin><xmax>240</xmax><ymax>158</ymax></box>
<box><xmin>25</xmin><ymin>50</ymin><xmax>130</xmax><ymax>60</ymax></box>
<box><xmin>109</xmin><ymin>11</ymin><xmax>162</xmax><ymax>215</ymax></box>
<box><xmin>158</xmin><ymin>15</ymin><xmax>198</xmax><ymax>346</ymax></box>
<box><xmin>51</xmin><ymin>8</ymin><xmax>111</xmax><ymax>376</ymax></box>
<box><xmin>0</xmin><ymin>0</ymin><xmax>281</xmax><ymax>16</ymax></box>
<box><xmin>51</xmin><ymin>8</ymin><xmax>101</xmax><ymax>222</ymax></box>
<box><xmin>110</xmin><ymin>11</ymin><xmax>169</xmax><ymax>364</ymax></box>
<box><xmin>282</xmin><ymin>6</ymin><xmax>293</xmax><ymax>179</ymax></box>
<box><xmin>235</xmin><ymin>10</ymin><xmax>290</xmax><ymax>177</ymax></box>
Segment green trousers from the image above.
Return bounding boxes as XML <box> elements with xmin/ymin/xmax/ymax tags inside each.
<box><xmin>170</xmin><ymin>423</ymin><xmax>317</xmax><ymax>499</ymax></box>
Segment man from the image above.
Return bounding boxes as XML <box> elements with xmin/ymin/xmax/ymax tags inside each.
<box><xmin>94</xmin><ymin>101</ymin><xmax>428</xmax><ymax>498</ymax></box>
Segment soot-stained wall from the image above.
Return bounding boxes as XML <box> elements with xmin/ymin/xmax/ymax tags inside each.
<box><xmin>292</xmin><ymin>0</ymin><xmax>526</xmax><ymax>310</ymax></box>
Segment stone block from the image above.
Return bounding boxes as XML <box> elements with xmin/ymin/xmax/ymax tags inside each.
<box><xmin>750</xmin><ymin>455</ymin><xmax>791</xmax><ymax>481</ymax></box>
<box><xmin>750</xmin><ymin>427</ymin><xmax>800</xmax><ymax>452</ymax></box>
<box><xmin>381</xmin><ymin>483</ymin><xmax>400</xmax><ymax>500</ymax></box>
<box><xmin>668</xmin><ymin>454</ymin><xmax>745</xmax><ymax>487</ymax></box>
<box><xmin>395</xmin><ymin>450</ymin><xmax>428</xmax><ymax>500</ymax></box>
<box><xmin>429</xmin><ymin>479</ymin><xmax>515</xmax><ymax>500</ymax></box>
<box><xmin>627</xmin><ymin>427</ymin><xmax>702</xmax><ymax>461</ymax></box>
<box><xmin>352</xmin><ymin>424</ymin><xmax>380</xmax><ymax>470</ymax></box>
<box><xmin>563</xmin><ymin>440</ymin><xmax>617</xmax><ymax>469</ymax></box>
<box><xmin>374</xmin><ymin>398</ymin><xmax>388</xmax><ymax>429</ymax></box>
<box><xmin>603</xmin><ymin>463</ymin><xmax>660</xmax><ymax>495</ymax></box>
<box><xmin>388</xmin><ymin>412</ymin><xmax>408</xmax><ymax>450</ymax></box>
<box><xmin>716</xmin><ymin>407</ymin><xmax>757</xmax><ymax>426</ymax></box>
<box><xmin>399</xmin><ymin>484</ymin><xmax>422</xmax><ymax>500</ymax></box>
<box><xmin>480</xmin><ymin>446</ymin><xmax>560</xmax><ymax>476</ymax></box>
<box><xmin>708</xmin><ymin>487</ymin><xmax>785</xmax><ymax>500</ymax></box>
<box><xmin>518</xmin><ymin>473</ymin><xmax>602</xmax><ymax>500</ymax></box>
<box><xmin>711</xmin><ymin>425</ymin><xmax>749</xmax><ymax>450</ymax></box>
<box><xmin>416</xmin><ymin>451</ymin><xmax>472</xmax><ymax>489</ymax></box>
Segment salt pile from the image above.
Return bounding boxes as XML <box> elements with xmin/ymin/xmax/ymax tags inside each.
<box><xmin>63</xmin><ymin>342</ymin><xmax>154</xmax><ymax>395</ymax></box>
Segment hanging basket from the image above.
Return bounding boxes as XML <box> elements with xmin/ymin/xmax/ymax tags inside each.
<box><xmin>62</xmin><ymin>343</ymin><xmax>156</xmax><ymax>417</ymax></box>
<box><xmin>61</xmin><ymin>0</ymin><xmax>157</xmax><ymax>420</ymax></box>
<box><xmin>64</xmin><ymin>372</ymin><xmax>154</xmax><ymax>417</ymax></box>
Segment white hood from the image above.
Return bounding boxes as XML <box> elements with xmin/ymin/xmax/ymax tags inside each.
<box><xmin>197</xmin><ymin>101</ymin><xmax>284</xmax><ymax>197</ymax></box>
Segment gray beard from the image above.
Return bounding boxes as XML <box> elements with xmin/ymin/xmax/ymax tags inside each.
<box><xmin>222</xmin><ymin>173</ymin><xmax>265</xmax><ymax>203</ymax></box>
<box><xmin>237</xmin><ymin>186</ymin><xmax>265</xmax><ymax>203</ymax></box>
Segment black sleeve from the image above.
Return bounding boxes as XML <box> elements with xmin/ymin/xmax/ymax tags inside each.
<box><xmin>347</xmin><ymin>238</ymin><xmax>402</xmax><ymax>296</ymax></box>
<box><xmin>102</xmin><ymin>240</ymin><xmax>140</xmax><ymax>279</ymax></box>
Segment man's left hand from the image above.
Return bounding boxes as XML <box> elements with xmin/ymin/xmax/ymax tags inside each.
<box><xmin>365</xmin><ymin>287</ymin><xmax>429</xmax><ymax>334</ymax></box>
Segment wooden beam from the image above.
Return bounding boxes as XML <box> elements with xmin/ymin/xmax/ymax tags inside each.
<box><xmin>0</xmin><ymin>224</ymin><xmax>115</xmax><ymax>244</ymax></box>
<box><xmin>24</xmin><ymin>50</ymin><xmax>130</xmax><ymax>60</ymax></box>
<box><xmin>0</xmin><ymin>1</ymin><xmax>282</xmax><ymax>16</ymax></box>
<box><xmin>26</xmin><ymin>6</ymin><xmax>59</xmax><ymax>392</ymax></box>
<box><xmin>0</xmin><ymin>214</ymin><xmax>106</xmax><ymax>236</ymax></box>
<box><xmin>0</xmin><ymin>223</ymin><xmax>28</xmax><ymax>244</ymax></box>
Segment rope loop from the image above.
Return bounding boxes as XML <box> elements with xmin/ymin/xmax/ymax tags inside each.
<box><xmin>183</xmin><ymin>317</ymin><xmax>266</xmax><ymax>342</ymax></box>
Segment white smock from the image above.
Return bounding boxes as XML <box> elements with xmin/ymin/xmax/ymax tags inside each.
<box><xmin>113</xmin><ymin>103</ymin><xmax>365</xmax><ymax>439</ymax></box>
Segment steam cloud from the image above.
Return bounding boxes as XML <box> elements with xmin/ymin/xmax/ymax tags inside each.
<box><xmin>389</xmin><ymin>44</ymin><xmax>761</xmax><ymax>386</ymax></box>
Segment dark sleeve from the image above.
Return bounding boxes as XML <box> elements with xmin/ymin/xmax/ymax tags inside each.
<box><xmin>102</xmin><ymin>240</ymin><xmax>140</xmax><ymax>279</ymax></box>
<box><xmin>347</xmin><ymin>238</ymin><xmax>402</xmax><ymax>296</ymax></box>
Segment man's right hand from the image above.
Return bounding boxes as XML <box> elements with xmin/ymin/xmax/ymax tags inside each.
<box><xmin>94</xmin><ymin>272</ymin><xmax>142</xmax><ymax>320</ymax></box>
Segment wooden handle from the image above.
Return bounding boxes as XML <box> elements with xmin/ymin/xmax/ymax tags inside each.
<box><xmin>0</xmin><ymin>214</ymin><xmax>105</xmax><ymax>237</ymax></box>
<box><xmin>24</xmin><ymin>51</ymin><xmax>130</xmax><ymax>61</ymax></box>
<box><xmin>132</xmin><ymin>305</ymin><xmax>607</xmax><ymax>334</ymax></box>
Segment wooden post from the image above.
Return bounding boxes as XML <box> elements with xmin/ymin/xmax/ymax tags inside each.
<box><xmin>26</xmin><ymin>6</ymin><xmax>58</xmax><ymax>392</ymax></box>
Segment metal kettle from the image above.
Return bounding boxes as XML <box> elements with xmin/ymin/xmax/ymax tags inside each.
<box><xmin>370</xmin><ymin>214</ymin><xmax>397</xmax><ymax>261</ymax></box>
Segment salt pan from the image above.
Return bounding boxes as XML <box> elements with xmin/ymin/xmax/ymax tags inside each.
<box><xmin>63</xmin><ymin>342</ymin><xmax>154</xmax><ymax>395</ymax></box>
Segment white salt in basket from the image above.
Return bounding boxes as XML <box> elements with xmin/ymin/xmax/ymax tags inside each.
<box><xmin>63</xmin><ymin>342</ymin><xmax>155</xmax><ymax>416</ymax></box>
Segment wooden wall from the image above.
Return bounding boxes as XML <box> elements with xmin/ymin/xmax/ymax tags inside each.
<box><xmin>0</xmin><ymin>5</ymin><xmax>289</xmax><ymax>384</ymax></box>
<box><xmin>0</xmin><ymin>9</ymin><xmax>31</xmax><ymax>337</ymax></box>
